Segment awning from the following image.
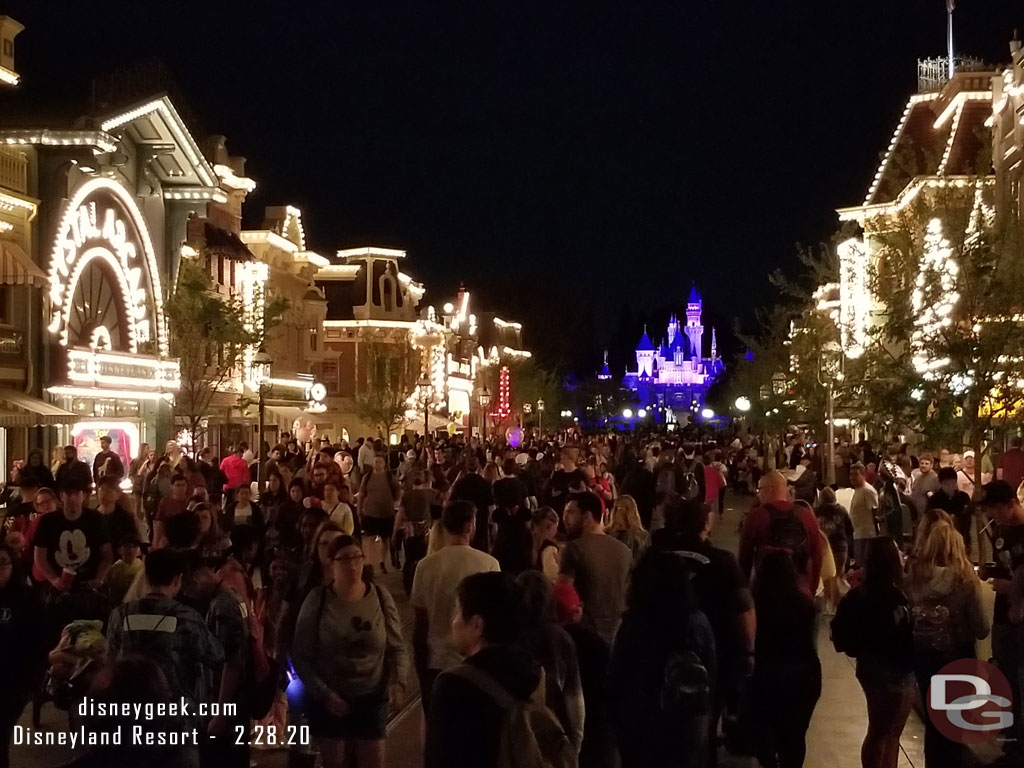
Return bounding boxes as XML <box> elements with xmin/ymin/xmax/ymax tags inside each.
<box><xmin>204</xmin><ymin>223</ymin><xmax>253</xmax><ymax>261</ymax></box>
<box><xmin>0</xmin><ymin>388</ymin><xmax>79</xmax><ymax>427</ymax></box>
<box><xmin>0</xmin><ymin>240</ymin><xmax>46</xmax><ymax>287</ymax></box>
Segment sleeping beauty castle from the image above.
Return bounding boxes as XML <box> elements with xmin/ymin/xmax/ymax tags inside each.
<box><xmin>615</xmin><ymin>286</ymin><xmax>724</xmax><ymax>422</ymax></box>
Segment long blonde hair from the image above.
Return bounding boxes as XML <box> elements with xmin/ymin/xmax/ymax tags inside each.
<box><xmin>907</xmin><ymin>519</ymin><xmax>977</xmax><ymax>586</ymax></box>
<box><xmin>607</xmin><ymin>495</ymin><xmax>644</xmax><ymax>534</ymax></box>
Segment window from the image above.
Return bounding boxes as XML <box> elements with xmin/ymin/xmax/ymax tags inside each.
<box><xmin>0</xmin><ymin>286</ymin><xmax>10</xmax><ymax>324</ymax></box>
<box><xmin>321</xmin><ymin>358</ymin><xmax>340</xmax><ymax>395</ymax></box>
<box><xmin>3</xmin><ymin>39</ymin><xmax>11</xmax><ymax>57</ymax></box>
<box><xmin>217</xmin><ymin>255</ymin><xmax>225</xmax><ymax>286</ymax></box>
<box><xmin>309</xmin><ymin>328</ymin><xmax>319</xmax><ymax>352</ymax></box>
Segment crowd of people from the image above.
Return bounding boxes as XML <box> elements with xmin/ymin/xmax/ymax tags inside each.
<box><xmin>0</xmin><ymin>426</ymin><xmax>1022</xmax><ymax>768</ymax></box>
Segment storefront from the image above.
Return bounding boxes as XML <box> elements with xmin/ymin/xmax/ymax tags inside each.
<box><xmin>43</xmin><ymin>176</ymin><xmax>179</xmax><ymax>468</ymax></box>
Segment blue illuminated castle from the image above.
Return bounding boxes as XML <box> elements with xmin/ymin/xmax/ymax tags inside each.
<box><xmin>621</xmin><ymin>286</ymin><xmax>723</xmax><ymax>421</ymax></box>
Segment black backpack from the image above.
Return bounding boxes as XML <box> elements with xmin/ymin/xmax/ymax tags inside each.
<box><xmin>680</xmin><ymin>460</ymin><xmax>702</xmax><ymax>502</ymax></box>
<box><xmin>763</xmin><ymin>503</ymin><xmax>809</xmax><ymax>569</ymax></box>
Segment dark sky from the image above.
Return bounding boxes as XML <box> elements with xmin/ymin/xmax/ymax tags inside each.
<box><xmin>4</xmin><ymin>1</ymin><xmax>1022</xmax><ymax>373</ymax></box>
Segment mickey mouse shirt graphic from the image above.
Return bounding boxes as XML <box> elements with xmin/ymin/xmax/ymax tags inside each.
<box><xmin>33</xmin><ymin>504</ymin><xmax>110</xmax><ymax>585</ymax></box>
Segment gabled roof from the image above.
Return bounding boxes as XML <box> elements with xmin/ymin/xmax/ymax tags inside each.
<box><xmin>863</xmin><ymin>75</ymin><xmax>994</xmax><ymax>207</ymax></box>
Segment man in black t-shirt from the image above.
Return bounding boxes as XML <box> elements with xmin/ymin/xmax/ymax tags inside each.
<box><xmin>929</xmin><ymin>466</ymin><xmax>973</xmax><ymax>550</ymax></box>
<box><xmin>545</xmin><ymin>447</ymin><xmax>587</xmax><ymax>515</ymax></box>
<box><xmin>978</xmin><ymin>480</ymin><xmax>1024</xmax><ymax>759</ymax></box>
<box><xmin>32</xmin><ymin>482</ymin><xmax>112</xmax><ymax>592</ymax></box>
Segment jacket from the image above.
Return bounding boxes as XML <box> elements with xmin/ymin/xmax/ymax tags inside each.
<box><xmin>425</xmin><ymin>644</ymin><xmax>542</xmax><ymax>768</ymax></box>
<box><xmin>903</xmin><ymin>566</ymin><xmax>991</xmax><ymax>652</ymax></box>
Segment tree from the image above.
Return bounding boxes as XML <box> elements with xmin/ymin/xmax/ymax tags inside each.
<box><xmin>505</xmin><ymin>359</ymin><xmax>563</xmax><ymax>426</ymax></box>
<box><xmin>166</xmin><ymin>258</ymin><xmax>287</xmax><ymax>454</ymax></box>
<box><xmin>865</xmin><ymin>186</ymin><xmax>1024</xmax><ymax>493</ymax></box>
<box><xmin>352</xmin><ymin>341</ymin><xmax>421</xmax><ymax>438</ymax></box>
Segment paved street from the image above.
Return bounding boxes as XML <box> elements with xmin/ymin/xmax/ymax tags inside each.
<box><xmin>14</xmin><ymin>490</ymin><xmax>1007</xmax><ymax>768</ymax></box>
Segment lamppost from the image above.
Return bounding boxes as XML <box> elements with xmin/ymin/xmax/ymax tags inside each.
<box><xmin>419</xmin><ymin>376</ymin><xmax>432</xmax><ymax>441</ymax></box>
<box><xmin>537</xmin><ymin>398</ymin><xmax>545</xmax><ymax>435</ymax></box>
<box><xmin>253</xmin><ymin>347</ymin><xmax>273</xmax><ymax>494</ymax></box>
<box><xmin>477</xmin><ymin>385</ymin><xmax>491</xmax><ymax>442</ymax></box>
<box><xmin>819</xmin><ymin>342</ymin><xmax>843</xmax><ymax>487</ymax></box>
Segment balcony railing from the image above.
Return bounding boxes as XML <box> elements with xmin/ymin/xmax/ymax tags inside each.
<box><xmin>917</xmin><ymin>56</ymin><xmax>990</xmax><ymax>93</ymax></box>
<box><xmin>0</xmin><ymin>146</ymin><xmax>27</xmax><ymax>194</ymax></box>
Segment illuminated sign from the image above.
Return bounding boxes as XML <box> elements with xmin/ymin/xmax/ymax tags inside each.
<box><xmin>48</xmin><ymin>178</ymin><xmax>169</xmax><ymax>357</ymax></box>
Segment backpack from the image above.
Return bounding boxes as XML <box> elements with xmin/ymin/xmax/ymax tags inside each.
<box><xmin>763</xmin><ymin>503</ymin><xmax>809</xmax><ymax>569</ymax></box>
<box><xmin>446</xmin><ymin>663</ymin><xmax>576</xmax><ymax>768</ymax></box>
<box><xmin>660</xmin><ymin>648</ymin><xmax>712</xmax><ymax>717</ymax></box>
<box><xmin>656</xmin><ymin>465</ymin><xmax>678</xmax><ymax>497</ymax></box>
<box><xmin>911</xmin><ymin>597</ymin><xmax>956</xmax><ymax>654</ymax></box>
<box><xmin>680</xmin><ymin>460</ymin><xmax>701</xmax><ymax>502</ymax></box>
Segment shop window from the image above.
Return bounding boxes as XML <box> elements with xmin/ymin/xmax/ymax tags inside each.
<box><xmin>310</xmin><ymin>328</ymin><xmax>319</xmax><ymax>352</ymax></box>
<box><xmin>217</xmin><ymin>255</ymin><xmax>225</xmax><ymax>286</ymax></box>
<box><xmin>0</xmin><ymin>286</ymin><xmax>10</xmax><ymax>325</ymax></box>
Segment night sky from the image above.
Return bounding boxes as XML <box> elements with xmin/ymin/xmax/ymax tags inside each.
<box><xmin>4</xmin><ymin>1</ymin><xmax>1022</xmax><ymax>374</ymax></box>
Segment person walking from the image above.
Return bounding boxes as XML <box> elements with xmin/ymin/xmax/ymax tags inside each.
<box><xmin>292</xmin><ymin>535</ymin><xmax>408</xmax><ymax>768</ymax></box>
<box><xmin>605</xmin><ymin>495</ymin><xmax>649</xmax><ymax>564</ymax></box>
<box><xmin>610</xmin><ymin>546</ymin><xmax>717</xmax><ymax>768</ymax></box>
<box><xmin>358</xmin><ymin>454</ymin><xmax>401</xmax><ymax>574</ymax></box>
<box><xmin>904</xmin><ymin>520</ymin><xmax>990</xmax><ymax>768</ymax></box>
<box><xmin>831</xmin><ymin>537</ymin><xmax>915</xmax><ymax>768</ymax></box>
<box><xmin>749</xmin><ymin>551</ymin><xmax>821</xmax><ymax>768</ymax></box>
<box><xmin>410</xmin><ymin>501</ymin><xmax>500</xmax><ymax>714</ymax></box>
<box><xmin>560</xmin><ymin>492</ymin><xmax>632</xmax><ymax>646</ymax></box>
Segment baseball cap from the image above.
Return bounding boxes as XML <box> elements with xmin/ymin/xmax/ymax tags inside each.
<box><xmin>979</xmin><ymin>480</ymin><xmax>1016</xmax><ymax>507</ymax></box>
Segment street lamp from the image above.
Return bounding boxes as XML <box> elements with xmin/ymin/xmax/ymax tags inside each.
<box><xmin>771</xmin><ymin>371</ymin><xmax>788</xmax><ymax>396</ymax></box>
<box><xmin>477</xmin><ymin>385</ymin><xmax>491</xmax><ymax>442</ymax></box>
<box><xmin>622</xmin><ymin>408</ymin><xmax>633</xmax><ymax>419</ymax></box>
<box><xmin>734</xmin><ymin>396</ymin><xmax>752</xmax><ymax>413</ymax></box>
<box><xmin>419</xmin><ymin>376</ymin><xmax>432</xmax><ymax>441</ymax></box>
<box><xmin>537</xmin><ymin>398</ymin><xmax>545</xmax><ymax>434</ymax></box>
<box><xmin>701</xmin><ymin>407</ymin><xmax>715</xmax><ymax>420</ymax></box>
<box><xmin>253</xmin><ymin>346</ymin><xmax>273</xmax><ymax>493</ymax></box>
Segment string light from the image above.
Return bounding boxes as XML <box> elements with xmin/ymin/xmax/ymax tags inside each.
<box><xmin>911</xmin><ymin>218</ymin><xmax>960</xmax><ymax>378</ymax></box>
<box><xmin>837</xmin><ymin>238</ymin><xmax>868</xmax><ymax>358</ymax></box>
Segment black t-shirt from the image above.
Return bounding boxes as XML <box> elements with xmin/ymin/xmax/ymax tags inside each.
<box><xmin>450</xmin><ymin>472</ymin><xmax>494</xmax><ymax>551</ymax></box>
<box><xmin>650</xmin><ymin>530</ymin><xmax>752</xmax><ymax>668</ymax></box>
<box><xmin>33</xmin><ymin>508</ymin><xmax>109</xmax><ymax>582</ymax></box>
<box><xmin>928</xmin><ymin>489</ymin><xmax>972</xmax><ymax>520</ymax></box>
<box><xmin>0</xmin><ymin>582</ymin><xmax>47</xmax><ymax>693</ymax></box>
<box><xmin>546</xmin><ymin>469</ymin><xmax>587</xmax><ymax>513</ymax></box>
<box><xmin>991</xmin><ymin>520</ymin><xmax>1024</xmax><ymax>624</ymax></box>
<box><xmin>99</xmin><ymin>505</ymin><xmax>139</xmax><ymax>549</ymax></box>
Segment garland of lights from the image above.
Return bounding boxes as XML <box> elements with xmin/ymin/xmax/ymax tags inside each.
<box><xmin>911</xmin><ymin>218</ymin><xmax>959</xmax><ymax>380</ymax></box>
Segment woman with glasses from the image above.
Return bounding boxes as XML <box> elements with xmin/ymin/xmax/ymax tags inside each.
<box><xmin>292</xmin><ymin>535</ymin><xmax>408</xmax><ymax>768</ymax></box>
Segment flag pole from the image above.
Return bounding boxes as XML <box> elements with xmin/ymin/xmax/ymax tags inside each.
<box><xmin>947</xmin><ymin>1</ymin><xmax>955</xmax><ymax>78</ymax></box>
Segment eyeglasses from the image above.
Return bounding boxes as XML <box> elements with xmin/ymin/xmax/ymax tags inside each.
<box><xmin>333</xmin><ymin>553</ymin><xmax>365</xmax><ymax>563</ymax></box>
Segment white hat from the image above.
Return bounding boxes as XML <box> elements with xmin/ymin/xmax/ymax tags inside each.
<box><xmin>515</xmin><ymin>452</ymin><xmax>529</xmax><ymax>467</ymax></box>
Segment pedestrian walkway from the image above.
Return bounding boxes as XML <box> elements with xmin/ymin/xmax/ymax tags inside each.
<box><xmin>15</xmin><ymin>491</ymin><xmax>1007</xmax><ymax>768</ymax></box>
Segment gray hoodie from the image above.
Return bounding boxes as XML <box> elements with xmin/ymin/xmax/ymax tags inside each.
<box><xmin>904</xmin><ymin>566</ymin><xmax>991</xmax><ymax>649</ymax></box>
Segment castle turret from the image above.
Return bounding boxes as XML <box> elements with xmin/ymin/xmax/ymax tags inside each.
<box><xmin>711</xmin><ymin>327</ymin><xmax>718</xmax><ymax>359</ymax></box>
<box><xmin>685</xmin><ymin>285</ymin><xmax>704</xmax><ymax>361</ymax></box>
<box><xmin>598</xmin><ymin>349</ymin><xmax>612</xmax><ymax>380</ymax></box>
<box><xmin>636</xmin><ymin>325</ymin><xmax>655</xmax><ymax>378</ymax></box>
